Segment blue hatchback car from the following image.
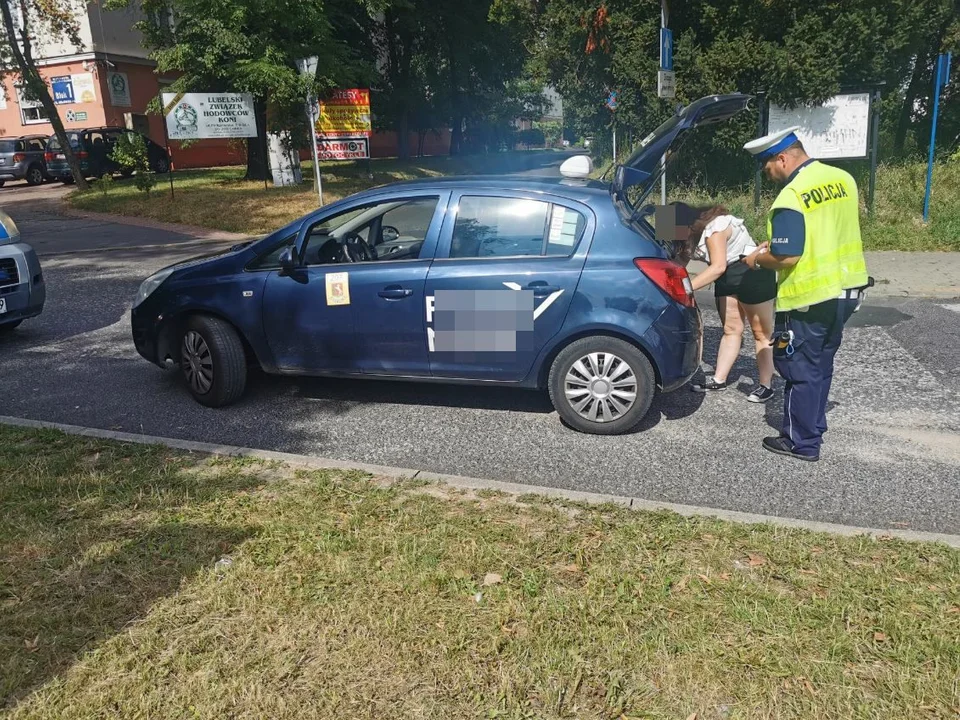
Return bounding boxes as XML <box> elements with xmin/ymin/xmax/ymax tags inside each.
<box><xmin>132</xmin><ymin>94</ymin><xmax>751</xmax><ymax>434</ymax></box>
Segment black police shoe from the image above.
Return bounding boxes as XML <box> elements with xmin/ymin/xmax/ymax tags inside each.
<box><xmin>762</xmin><ymin>436</ymin><xmax>819</xmax><ymax>462</ymax></box>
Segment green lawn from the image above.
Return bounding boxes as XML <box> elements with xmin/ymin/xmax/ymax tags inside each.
<box><xmin>67</xmin><ymin>153</ymin><xmax>960</xmax><ymax>251</ymax></box>
<box><xmin>66</xmin><ymin>151</ymin><xmax>568</xmax><ymax>236</ymax></box>
<box><xmin>2</xmin><ymin>425</ymin><xmax>958</xmax><ymax>719</ymax></box>
<box><xmin>667</xmin><ymin>161</ymin><xmax>960</xmax><ymax>252</ymax></box>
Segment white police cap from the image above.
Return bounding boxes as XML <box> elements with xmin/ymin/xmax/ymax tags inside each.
<box><xmin>743</xmin><ymin>126</ymin><xmax>801</xmax><ymax>162</ymax></box>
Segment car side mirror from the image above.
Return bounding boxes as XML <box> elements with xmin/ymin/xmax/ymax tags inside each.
<box><xmin>278</xmin><ymin>246</ymin><xmax>298</xmax><ymax>273</ymax></box>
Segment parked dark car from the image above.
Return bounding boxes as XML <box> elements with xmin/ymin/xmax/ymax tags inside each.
<box><xmin>131</xmin><ymin>94</ymin><xmax>752</xmax><ymax>435</ymax></box>
<box><xmin>0</xmin><ymin>135</ymin><xmax>51</xmax><ymax>187</ymax></box>
<box><xmin>44</xmin><ymin>127</ymin><xmax>170</xmax><ymax>183</ymax></box>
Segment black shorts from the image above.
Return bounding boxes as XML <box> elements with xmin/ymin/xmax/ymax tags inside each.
<box><xmin>714</xmin><ymin>260</ymin><xmax>777</xmax><ymax>305</ymax></box>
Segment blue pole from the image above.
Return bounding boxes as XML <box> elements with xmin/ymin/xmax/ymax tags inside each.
<box><xmin>923</xmin><ymin>55</ymin><xmax>946</xmax><ymax>222</ymax></box>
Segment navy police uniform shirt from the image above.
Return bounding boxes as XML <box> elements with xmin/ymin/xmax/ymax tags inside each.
<box><xmin>768</xmin><ymin>159</ymin><xmax>815</xmax><ymax>258</ymax></box>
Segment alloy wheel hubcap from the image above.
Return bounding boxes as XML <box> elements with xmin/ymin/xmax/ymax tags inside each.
<box><xmin>181</xmin><ymin>330</ymin><xmax>214</xmax><ymax>394</ymax></box>
<box><xmin>564</xmin><ymin>352</ymin><xmax>637</xmax><ymax>423</ymax></box>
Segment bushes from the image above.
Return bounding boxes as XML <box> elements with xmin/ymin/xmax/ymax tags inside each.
<box><xmin>109</xmin><ymin>133</ymin><xmax>157</xmax><ymax>195</ymax></box>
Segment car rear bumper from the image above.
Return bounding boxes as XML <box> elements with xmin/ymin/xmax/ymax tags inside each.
<box><xmin>0</xmin><ymin>167</ymin><xmax>26</xmax><ymax>181</ymax></box>
<box><xmin>642</xmin><ymin>303</ymin><xmax>702</xmax><ymax>392</ymax></box>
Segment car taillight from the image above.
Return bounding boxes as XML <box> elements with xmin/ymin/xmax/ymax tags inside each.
<box><xmin>13</xmin><ymin>153</ymin><xmax>25</xmax><ymax>163</ymax></box>
<box><xmin>77</xmin><ymin>150</ymin><xmax>88</xmax><ymax>159</ymax></box>
<box><xmin>634</xmin><ymin>258</ymin><xmax>696</xmax><ymax>307</ymax></box>
<box><xmin>44</xmin><ymin>152</ymin><xmax>54</xmax><ymax>162</ymax></box>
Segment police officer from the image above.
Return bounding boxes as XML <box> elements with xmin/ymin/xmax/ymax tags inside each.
<box><xmin>740</xmin><ymin>126</ymin><xmax>870</xmax><ymax>462</ymax></box>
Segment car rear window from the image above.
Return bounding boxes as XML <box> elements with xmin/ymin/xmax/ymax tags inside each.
<box><xmin>46</xmin><ymin>134</ymin><xmax>80</xmax><ymax>151</ymax></box>
<box><xmin>0</xmin><ymin>141</ymin><xmax>15</xmax><ymax>153</ymax></box>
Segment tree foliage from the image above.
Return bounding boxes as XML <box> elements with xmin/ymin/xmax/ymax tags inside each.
<box><xmin>0</xmin><ymin>0</ymin><xmax>89</xmax><ymax>190</ymax></box>
<box><xmin>107</xmin><ymin>0</ymin><xmax>375</xmax><ymax>179</ymax></box>
<box><xmin>508</xmin><ymin>0</ymin><xmax>959</xmax><ymax>186</ymax></box>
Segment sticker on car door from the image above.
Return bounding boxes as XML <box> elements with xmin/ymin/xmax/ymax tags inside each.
<box><xmin>325</xmin><ymin>272</ymin><xmax>351</xmax><ymax>306</ymax></box>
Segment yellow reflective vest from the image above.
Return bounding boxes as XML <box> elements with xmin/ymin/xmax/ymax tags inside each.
<box><xmin>767</xmin><ymin>160</ymin><xmax>869</xmax><ymax>312</ymax></box>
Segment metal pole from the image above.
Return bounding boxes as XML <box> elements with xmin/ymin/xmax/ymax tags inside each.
<box><xmin>923</xmin><ymin>54</ymin><xmax>947</xmax><ymax>222</ymax></box>
<box><xmin>660</xmin><ymin>0</ymin><xmax>668</xmax><ymax>205</ymax></box>
<box><xmin>307</xmin><ymin>97</ymin><xmax>323</xmax><ymax>205</ymax></box>
<box><xmin>867</xmin><ymin>88</ymin><xmax>881</xmax><ymax>216</ymax></box>
<box><xmin>753</xmin><ymin>92</ymin><xmax>766</xmax><ymax>213</ymax></box>
<box><xmin>612</xmin><ymin>122</ymin><xmax>617</xmax><ymax>162</ymax></box>
<box><xmin>158</xmin><ymin>90</ymin><xmax>174</xmax><ymax>200</ymax></box>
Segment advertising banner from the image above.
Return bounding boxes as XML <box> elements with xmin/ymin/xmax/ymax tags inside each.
<box><xmin>162</xmin><ymin>92</ymin><xmax>258</xmax><ymax>140</ymax></box>
<box><xmin>316</xmin><ymin>88</ymin><xmax>371</xmax><ymax>159</ymax></box>
<box><xmin>51</xmin><ymin>76</ymin><xmax>74</xmax><ymax>104</ymax></box>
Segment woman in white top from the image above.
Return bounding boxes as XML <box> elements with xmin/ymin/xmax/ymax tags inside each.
<box><xmin>672</xmin><ymin>203</ymin><xmax>777</xmax><ymax>402</ymax></box>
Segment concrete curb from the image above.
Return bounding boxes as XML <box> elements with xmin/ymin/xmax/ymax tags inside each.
<box><xmin>59</xmin><ymin>205</ymin><xmax>255</xmax><ymax>243</ymax></box>
<box><xmin>3</xmin><ymin>415</ymin><xmax>958</xmax><ymax>548</ymax></box>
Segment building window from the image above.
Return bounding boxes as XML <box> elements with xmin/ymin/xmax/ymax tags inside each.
<box><xmin>17</xmin><ymin>88</ymin><xmax>48</xmax><ymax>125</ymax></box>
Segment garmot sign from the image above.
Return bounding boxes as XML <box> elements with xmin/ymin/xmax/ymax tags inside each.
<box><xmin>316</xmin><ymin>88</ymin><xmax>371</xmax><ymax>160</ymax></box>
<box><xmin>162</xmin><ymin>92</ymin><xmax>258</xmax><ymax>140</ymax></box>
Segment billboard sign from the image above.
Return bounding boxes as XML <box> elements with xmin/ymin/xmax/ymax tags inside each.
<box><xmin>768</xmin><ymin>93</ymin><xmax>870</xmax><ymax>160</ymax></box>
<box><xmin>162</xmin><ymin>92</ymin><xmax>258</xmax><ymax>140</ymax></box>
<box><xmin>316</xmin><ymin>88</ymin><xmax>371</xmax><ymax>159</ymax></box>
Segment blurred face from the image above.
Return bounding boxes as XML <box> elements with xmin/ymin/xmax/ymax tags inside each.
<box><xmin>762</xmin><ymin>153</ymin><xmax>792</xmax><ymax>184</ymax></box>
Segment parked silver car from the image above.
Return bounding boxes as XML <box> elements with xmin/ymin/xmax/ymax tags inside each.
<box><xmin>0</xmin><ymin>135</ymin><xmax>50</xmax><ymax>187</ymax></box>
<box><xmin>0</xmin><ymin>209</ymin><xmax>45</xmax><ymax>332</ymax></box>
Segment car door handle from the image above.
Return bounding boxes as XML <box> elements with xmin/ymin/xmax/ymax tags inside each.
<box><xmin>526</xmin><ymin>282</ymin><xmax>560</xmax><ymax>296</ymax></box>
<box><xmin>378</xmin><ymin>286</ymin><xmax>413</xmax><ymax>299</ymax></box>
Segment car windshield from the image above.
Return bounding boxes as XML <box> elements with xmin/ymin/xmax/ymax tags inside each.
<box><xmin>46</xmin><ymin>134</ymin><xmax>80</xmax><ymax>151</ymax></box>
<box><xmin>0</xmin><ymin>140</ymin><xmax>16</xmax><ymax>153</ymax></box>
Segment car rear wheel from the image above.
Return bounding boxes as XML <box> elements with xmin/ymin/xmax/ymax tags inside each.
<box><xmin>153</xmin><ymin>156</ymin><xmax>170</xmax><ymax>174</ymax></box>
<box><xmin>26</xmin><ymin>165</ymin><xmax>44</xmax><ymax>186</ymax></box>
<box><xmin>61</xmin><ymin>176</ymin><xmax>75</xmax><ymax>185</ymax></box>
<box><xmin>179</xmin><ymin>315</ymin><xmax>247</xmax><ymax>408</ymax></box>
<box><xmin>548</xmin><ymin>336</ymin><xmax>656</xmax><ymax>435</ymax></box>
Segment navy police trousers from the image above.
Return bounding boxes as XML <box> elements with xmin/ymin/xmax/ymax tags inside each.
<box><xmin>773</xmin><ymin>298</ymin><xmax>859</xmax><ymax>458</ymax></box>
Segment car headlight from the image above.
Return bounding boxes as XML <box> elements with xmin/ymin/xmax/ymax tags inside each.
<box><xmin>134</xmin><ymin>268</ymin><xmax>175</xmax><ymax>307</ymax></box>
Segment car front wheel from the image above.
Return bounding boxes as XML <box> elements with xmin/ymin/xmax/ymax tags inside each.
<box><xmin>179</xmin><ymin>315</ymin><xmax>247</xmax><ymax>407</ymax></box>
<box><xmin>548</xmin><ymin>336</ymin><xmax>656</xmax><ymax>435</ymax></box>
<box><xmin>153</xmin><ymin>156</ymin><xmax>170</xmax><ymax>173</ymax></box>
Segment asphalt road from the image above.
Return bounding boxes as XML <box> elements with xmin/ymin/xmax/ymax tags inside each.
<box><xmin>2</xmin><ymin>175</ymin><xmax>959</xmax><ymax>535</ymax></box>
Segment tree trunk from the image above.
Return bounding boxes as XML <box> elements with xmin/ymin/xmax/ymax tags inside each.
<box><xmin>397</xmin><ymin>109</ymin><xmax>410</xmax><ymax>160</ymax></box>
<box><xmin>450</xmin><ymin>115</ymin><xmax>463</xmax><ymax>156</ymax></box>
<box><xmin>0</xmin><ymin>1</ymin><xmax>89</xmax><ymax>190</ymax></box>
<box><xmin>245</xmin><ymin>96</ymin><xmax>270</xmax><ymax>181</ymax></box>
<box><xmin>418</xmin><ymin>129</ymin><xmax>426</xmax><ymax>157</ymax></box>
<box><xmin>894</xmin><ymin>54</ymin><xmax>928</xmax><ymax>156</ymax></box>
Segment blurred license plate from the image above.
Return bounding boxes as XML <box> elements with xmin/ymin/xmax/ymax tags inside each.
<box><xmin>0</xmin><ymin>298</ymin><xmax>6</xmax><ymax>314</ymax></box>
<box><xmin>56</xmin><ymin>154</ymin><xmax>65</xmax><ymax>160</ymax></box>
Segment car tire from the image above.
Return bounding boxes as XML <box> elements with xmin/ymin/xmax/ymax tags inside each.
<box><xmin>179</xmin><ymin>315</ymin><xmax>247</xmax><ymax>408</ymax></box>
<box><xmin>548</xmin><ymin>336</ymin><xmax>656</xmax><ymax>435</ymax></box>
<box><xmin>25</xmin><ymin>165</ymin><xmax>44</xmax><ymax>186</ymax></box>
<box><xmin>120</xmin><ymin>168</ymin><xmax>134</xmax><ymax>178</ymax></box>
<box><xmin>0</xmin><ymin>320</ymin><xmax>23</xmax><ymax>333</ymax></box>
<box><xmin>61</xmin><ymin>176</ymin><xmax>75</xmax><ymax>185</ymax></box>
<box><xmin>0</xmin><ymin>181</ymin><xmax>5</xmax><ymax>188</ymax></box>
<box><xmin>153</xmin><ymin>156</ymin><xmax>170</xmax><ymax>174</ymax></box>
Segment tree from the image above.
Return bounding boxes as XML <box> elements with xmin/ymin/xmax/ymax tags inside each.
<box><xmin>109</xmin><ymin>0</ymin><xmax>375</xmax><ymax>180</ymax></box>
<box><xmin>511</xmin><ymin>0</ymin><xmax>960</xmax><ymax>185</ymax></box>
<box><xmin>0</xmin><ymin>0</ymin><xmax>89</xmax><ymax>190</ymax></box>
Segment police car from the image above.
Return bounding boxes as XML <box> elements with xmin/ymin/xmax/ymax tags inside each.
<box><xmin>0</xmin><ymin>210</ymin><xmax>45</xmax><ymax>333</ymax></box>
<box><xmin>131</xmin><ymin>94</ymin><xmax>751</xmax><ymax>434</ymax></box>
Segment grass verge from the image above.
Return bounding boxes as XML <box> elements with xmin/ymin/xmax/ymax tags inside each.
<box><xmin>2</xmin><ymin>425</ymin><xmax>958</xmax><ymax>719</ymax></box>
<box><xmin>66</xmin><ymin>151</ymin><xmax>567</xmax><ymax>236</ymax></box>
<box><xmin>67</xmin><ymin>153</ymin><xmax>960</xmax><ymax>251</ymax></box>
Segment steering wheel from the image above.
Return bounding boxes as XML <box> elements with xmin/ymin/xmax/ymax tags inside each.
<box><xmin>341</xmin><ymin>232</ymin><xmax>377</xmax><ymax>262</ymax></box>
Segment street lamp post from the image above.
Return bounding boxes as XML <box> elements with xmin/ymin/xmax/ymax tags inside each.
<box><xmin>297</xmin><ymin>56</ymin><xmax>324</xmax><ymax>205</ymax></box>
<box><xmin>660</xmin><ymin>0</ymin><xmax>669</xmax><ymax>206</ymax></box>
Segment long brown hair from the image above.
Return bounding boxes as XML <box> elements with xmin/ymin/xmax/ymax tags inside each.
<box><xmin>671</xmin><ymin>202</ymin><xmax>730</xmax><ymax>264</ymax></box>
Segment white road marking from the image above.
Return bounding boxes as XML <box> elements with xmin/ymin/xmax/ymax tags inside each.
<box><xmin>938</xmin><ymin>303</ymin><xmax>960</xmax><ymax>313</ymax></box>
